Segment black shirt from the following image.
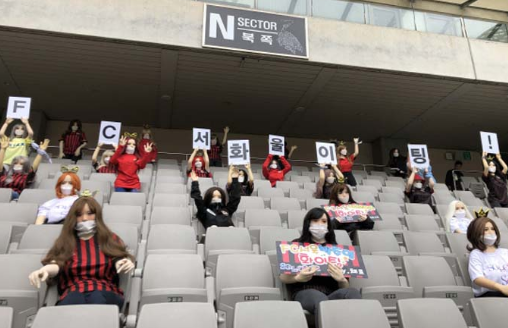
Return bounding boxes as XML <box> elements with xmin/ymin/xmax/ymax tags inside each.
<box><xmin>482</xmin><ymin>173</ymin><xmax>508</xmax><ymax>205</ymax></box>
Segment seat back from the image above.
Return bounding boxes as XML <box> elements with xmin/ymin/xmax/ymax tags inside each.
<box><xmin>102</xmin><ymin>205</ymin><xmax>143</xmax><ymax>227</ymax></box>
<box><xmin>31</xmin><ymin>304</ymin><xmax>119</xmax><ymax>328</ymax></box>
<box><xmin>356</xmin><ymin>231</ymin><xmax>400</xmax><ymax>254</ymax></box>
<box><xmin>244</xmin><ymin>209</ymin><xmax>282</xmax><ymax>228</ymax></box>
<box><xmin>150</xmin><ymin>207</ymin><xmax>192</xmax><ymax>226</ymax></box>
<box><xmin>470</xmin><ymin>298</ymin><xmax>508</xmax><ymax>328</ymax></box>
<box><xmin>305</xmin><ymin>198</ymin><xmax>328</xmax><ymax>210</ymax></box>
<box><xmin>12</xmin><ymin>225</ymin><xmax>62</xmax><ymax>254</ymax></box>
<box><xmin>147</xmin><ymin>225</ymin><xmax>196</xmax><ymax>254</ymax></box>
<box><xmin>258</xmin><ymin>188</ymin><xmax>284</xmax><ymax>199</ymax></box>
<box><xmin>270</xmin><ymin>198</ymin><xmax>301</xmax><ymax>212</ymax></box>
<box><xmin>154</xmin><ymin>183</ymin><xmax>187</xmax><ymax>194</ymax></box>
<box><xmin>403</xmin><ymin>256</ymin><xmax>457</xmax><ymax>296</ymax></box>
<box><xmin>18</xmin><ymin>189</ymin><xmax>55</xmax><ymax>205</ymax></box>
<box><xmin>319</xmin><ymin>299</ymin><xmax>391</xmax><ymax>328</ymax></box>
<box><xmin>403</xmin><ymin>231</ymin><xmax>445</xmax><ymax>255</ymax></box>
<box><xmin>287</xmin><ymin>210</ymin><xmax>307</xmax><ymax>229</ymax></box>
<box><xmin>259</xmin><ymin>228</ymin><xmax>300</xmax><ymax>254</ymax></box>
<box><xmin>153</xmin><ymin>194</ymin><xmax>189</xmax><ymax>207</ymax></box>
<box><xmin>137</xmin><ymin>303</ymin><xmax>217</xmax><ymax>328</ymax></box>
<box><xmin>352</xmin><ymin>191</ymin><xmax>376</xmax><ymax>203</ymax></box>
<box><xmin>110</xmin><ymin>192</ymin><xmax>146</xmax><ymax>212</ymax></box>
<box><xmin>405</xmin><ymin>203</ymin><xmax>434</xmax><ymax>216</ymax></box>
<box><xmin>405</xmin><ymin>215</ymin><xmax>440</xmax><ymax>232</ymax></box>
<box><xmin>397</xmin><ymin>298</ymin><xmax>467</xmax><ymax>328</ymax></box>
<box><xmin>349</xmin><ymin>255</ymin><xmax>401</xmax><ymax>288</ymax></box>
<box><xmin>0</xmin><ymin>203</ymin><xmax>38</xmax><ymax>225</ymax></box>
<box><xmin>235</xmin><ymin>301</ymin><xmax>307</xmax><ymax>328</ymax></box>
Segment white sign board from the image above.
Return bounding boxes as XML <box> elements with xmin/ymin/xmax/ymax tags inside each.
<box><xmin>316</xmin><ymin>142</ymin><xmax>337</xmax><ymax>165</ymax></box>
<box><xmin>408</xmin><ymin>144</ymin><xmax>430</xmax><ymax>169</ymax></box>
<box><xmin>480</xmin><ymin>131</ymin><xmax>500</xmax><ymax>154</ymax></box>
<box><xmin>269</xmin><ymin>135</ymin><xmax>285</xmax><ymax>156</ymax></box>
<box><xmin>7</xmin><ymin>97</ymin><xmax>31</xmax><ymax>119</ymax></box>
<box><xmin>98</xmin><ymin>121</ymin><xmax>122</xmax><ymax>145</ymax></box>
<box><xmin>228</xmin><ymin>140</ymin><xmax>250</xmax><ymax>165</ymax></box>
<box><xmin>193</xmin><ymin>128</ymin><xmax>211</xmax><ymax>150</ymax></box>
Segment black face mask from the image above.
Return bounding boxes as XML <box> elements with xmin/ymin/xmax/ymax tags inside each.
<box><xmin>210</xmin><ymin>202</ymin><xmax>222</xmax><ymax>212</ymax></box>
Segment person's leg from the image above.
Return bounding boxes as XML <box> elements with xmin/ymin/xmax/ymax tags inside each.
<box><xmin>86</xmin><ymin>290</ymin><xmax>124</xmax><ymax>308</ymax></box>
<box><xmin>294</xmin><ymin>289</ymin><xmax>328</xmax><ymax>328</ymax></box>
<box><xmin>11</xmin><ymin>191</ymin><xmax>20</xmax><ymax>200</ymax></box>
<box><xmin>57</xmin><ymin>291</ymin><xmax>87</xmax><ymax>306</ymax></box>
<box><xmin>114</xmin><ymin>187</ymin><xmax>127</xmax><ymax>192</ymax></box>
<box><xmin>327</xmin><ymin>287</ymin><xmax>362</xmax><ymax>300</ymax></box>
<box><xmin>130</xmin><ymin>189</ymin><xmax>140</xmax><ymax>193</ymax></box>
<box><xmin>477</xmin><ymin>291</ymin><xmax>507</xmax><ymax>298</ymax></box>
<box><xmin>489</xmin><ymin>199</ymin><xmax>501</xmax><ymax>208</ymax></box>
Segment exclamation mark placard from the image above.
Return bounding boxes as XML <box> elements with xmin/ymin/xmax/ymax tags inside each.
<box><xmin>481</xmin><ymin>131</ymin><xmax>500</xmax><ymax>154</ymax></box>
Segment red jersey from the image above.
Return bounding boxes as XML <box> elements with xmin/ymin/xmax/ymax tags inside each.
<box><xmin>207</xmin><ymin>145</ymin><xmax>223</xmax><ymax>161</ymax></box>
<box><xmin>338</xmin><ymin>154</ymin><xmax>355</xmax><ymax>173</ymax></box>
<box><xmin>0</xmin><ymin>168</ymin><xmax>35</xmax><ymax>194</ymax></box>
<box><xmin>110</xmin><ymin>145</ymin><xmax>149</xmax><ymax>189</ymax></box>
<box><xmin>58</xmin><ymin>235</ymin><xmax>123</xmax><ymax>300</ymax></box>
<box><xmin>93</xmin><ymin>163</ymin><xmax>118</xmax><ymax>174</ymax></box>
<box><xmin>137</xmin><ymin>139</ymin><xmax>157</xmax><ymax>163</ymax></box>
<box><xmin>262</xmin><ymin>155</ymin><xmax>291</xmax><ymax>187</ymax></box>
<box><xmin>60</xmin><ymin>131</ymin><xmax>87</xmax><ymax>155</ymax></box>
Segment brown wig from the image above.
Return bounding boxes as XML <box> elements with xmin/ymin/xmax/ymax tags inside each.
<box><xmin>295</xmin><ymin>207</ymin><xmax>337</xmax><ymax>244</ymax></box>
<box><xmin>203</xmin><ymin>186</ymin><xmax>228</xmax><ymax>207</ymax></box>
<box><xmin>42</xmin><ymin>197</ymin><xmax>134</xmax><ymax>268</ymax></box>
<box><xmin>329</xmin><ymin>183</ymin><xmax>356</xmax><ymax>205</ymax></box>
<box><xmin>466</xmin><ymin>216</ymin><xmax>500</xmax><ymax>252</ymax></box>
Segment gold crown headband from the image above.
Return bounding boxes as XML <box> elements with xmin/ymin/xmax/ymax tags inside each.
<box><xmin>474</xmin><ymin>207</ymin><xmax>490</xmax><ymax>218</ymax></box>
<box><xmin>338</xmin><ymin>141</ymin><xmax>346</xmax><ymax>146</ymax></box>
<box><xmin>337</xmin><ymin>176</ymin><xmax>345</xmax><ymax>184</ymax></box>
<box><xmin>61</xmin><ymin>165</ymin><xmax>79</xmax><ymax>174</ymax></box>
<box><xmin>486</xmin><ymin>155</ymin><xmax>495</xmax><ymax>161</ymax></box>
<box><xmin>123</xmin><ymin>132</ymin><xmax>138</xmax><ymax>139</ymax></box>
<box><xmin>77</xmin><ymin>189</ymin><xmax>98</xmax><ymax>198</ymax></box>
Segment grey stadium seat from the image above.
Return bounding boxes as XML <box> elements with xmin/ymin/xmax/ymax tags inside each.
<box><xmin>379</xmin><ymin>193</ymin><xmax>404</xmax><ymax>206</ymax></box>
<box><xmin>0</xmin><ymin>203</ymin><xmax>38</xmax><ymax>225</ymax></box>
<box><xmin>270</xmin><ymin>198</ymin><xmax>301</xmax><ymax>221</ymax></box>
<box><xmin>405</xmin><ymin>203</ymin><xmax>434</xmax><ymax>216</ymax></box>
<box><xmin>31</xmin><ymin>304</ymin><xmax>119</xmax><ymax>328</ymax></box>
<box><xmin>244</xmin><ymin>209</ymin><xmax>282</xmax><ymax>241</ymax></box>
<box><xmin>405</xmin><ymin>214</ymin><xmax>442</xmax><ymax>232</ymax></box>
<box><xmin>110</xmin><ymin>192</ymin><xmax>146</xmax><ymax>212</ymax></box>
<box><xmin>157</xmin><ymin>169</ymin><xmax>183</xmax><ymax>177</ymax></box>
<box><xmin>216</xmin><ymin>254</ymin><xmax>281</xmax><ymax>328</ymax></box>
<box><xmin>372</xmin><ymin>213</ymin><xmax>404</xmax><ymax>232</ymax></box>
<box><xmin>136</xmin><ymin>303</ymin><xmax>217</xmax><ymax>328</ymax></box>
<box><xmin>355</xmin><ymin>230</ymin><xmax>406</xmax><ymax>271</ymax></box>
<box><xmin>150</xmin><ymin>206</ymin><xmax>192</xmax><ymax>226</ymax></box>
<box><xmin>234</xmin><ymin>196</ymin><xmax>266</xmax><ymax>222</ymax></box>
<box><xmin>0</xmin><ymin>188</ymin><xmax>12</xmax><ymax>203</ymax></box>
<box><xmin>0</xmin><ymin>223</ymin><xmax>12</xmax><ymax>254</ymax></box>
<box><xmin>381</xmin><ymin>186</ymin><xmax>404</xmax><ymax>198</ymax></box>
<box><xmin>320</xmin><ymin>299</ymin><xmax>391</xmax><ymax>328</ymax></box>
<box><xmin>470</xmin><ymin>298</ymin><xmax>508</xmax><ymax>328</ymax></box>
<box><xmin>81</xmin><ymin>180</ymin><xmax>111</xmax><ymax>202</ymax></box>
<box><xmin>18</xmin><ymin>189</ymin><xmax>55</xmax><ymax>205</ymax></box>
<box><xmin>397</xmin><ymin>298</ymin><xmax>468</xmax><ymax>328</ymax></box>
<box><xmin>205</xmin><ymin>228</ymin><xmax>254</xmax><ymax>276</ymax></box>
<box><xmin>234</xmin><ymin>301</ymin><xmax>307</xmax><ymax>328</ymax></box>
<box><xmin>152</xmin><ymin>193</ymin><xmax>189</xmax><ymax>207</ymax></box>
<box><xmin>287</xmin><ymin>210</ymin><xmax>307</xmax><ymax>229</ymax></box>
<box><xmin>375</xmin><ymin>202</ymin><xmax>405</xmax><ymax>219</ymax></box>
<box><xmin>275</xmin><ymin>181</ymin><xmax>299</xmax><ymax>196</ymax></box>
<box><xmin>147</xmin><ymin>225</ymin><xmax>197</xmax><ymax>254</ymax></box>
<box><xmin>363</xmin><ymin>179</ymin><xmax>384</xmax><ymax>190</ymax></box>
<box><xmin>290</xmin><ymin>175</ymin><xmax>312</xmax><ymax>185</ymax></box>
<box><xmin>0</xmin><ymin>254</ymin><xmax>47</xmax><ymax>328</ymax></box>
<box><xmin>305</xmin><ymin>198</ymin><xmax>328</xmax><ymax>210</ymax></box>
<box><xmin>10</xmin><ymin>225</ymin><xmax>62</xmax><ymax>254</ymax></box>
<box><xmin>0</xmin><ymin>307</ymin><xmax>13</xmax><ymax>328</ymax></box>
<box><xmin>289</xmin><ymin>188</ymin><xmax>313</xmax><ymax>201</ymax></box>
<box><xmin>258</xmin><ymin>187</ymin><xmax>285</xmax><ymax>200</ymax></box>
<box><xmin>334</xmin><ymin>230</ymin><xmax>353</xmax><ymax>245</ymax></box>
<box><xmin>154</xmin><ymin>183</ymin><xmax>187</xmax><ymax>194</ymax></box>
<box><xmin>433</xmin><ymin>192</ymin><xmax>457</xmax><ymax>205</ymax></box>
<box><xmin>252</xmin><ymin>180</ymin><xmax>272</xmax><ymax>195</ymax></box>
<box><xmin>352</xmin><ymin>191</ymin><xmax>376</xmax><ymax>203</ymax></box>
<box><xmin>103</xmin><ymin>204</ymin><xmax>143</xmax><ymax>227</ymax></box>
<box><xmin>356</xmin><ymin>185</ymin><xmax>379</xmax><ymax>197</ymax></box>
<box><xmin>156</xmin><ymin>176</ymin><xmax>185</xmax><ymax>184</ymax></box>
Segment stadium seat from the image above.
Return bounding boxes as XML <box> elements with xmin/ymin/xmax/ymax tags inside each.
<box><xmin>283</xmin><ymin>171</ymin><xmax>300</xmax><ymax>181</ymax></box>
<box><xmin>287</xmin><ymin>210</ymin><xmax>307</xmax><ymax>229</ymax></box>
<box><xmin>301</xmin><ymin>171</ymin><xmax>318</xmax><ymax>181</ymax></box>
<box><xmin>0</xmin><ymin>223</ymin><xmax>12</xmax><ymax>254</ymax></box>
<box><xmin>157</xmin><ymin>169</ymin><xmax>183</xmax><ymax>177</ymax></box>
<box><xmin>136</xmin><ymin>303</ymin><xmax>217</xmax><ymax>328</ymax></box>
<box><xmin>205</xmin><ymin>228</ymin><xmax>255</xmax><ymax>276</ymax></box>
<box><xmin>0</xmin><ymin>203</ymin><xmax>38</xmax><ymax>226</ymax></box>
<box><xmin>467</xmin><ymin>206</ymin><xmax>495</xmax><ymax>219</ymax></box>
<box><xmin>103</xmin><ymin>204</ymin><xmax>143</xmax><ymax>227</ymax></box>
<box><xmin>375</xmin><ymin>202</ymin><xmax>405</xmax><ymax>220</ymax></box>
<box><xmin>32</xmin><ymin>304</ymin><xmax>119</xmax><ymax>328</ymax></box>
<box><xmin>370</xmin><ymin>171</ymin><xmax>389</xmax><ymax>179</ymax></box>
<box><xmin>275</xmin><ymin>181</ymin><xmax>299</xmax><ymax>196</ymax></box>
<box><xmin>81</xmin><ymin>180</ymin><xmax>111</xmax><ymax>202</ymax></box>
<box><xmin>17</xmin><ymin>189</ymin><xmax>55</xmax><ymax>205</ymax></box>
<box><xmin>139</xmin><ymin>254</ymin><xmax>210</xmax><ymax>307</ymax></box>
<box><xmin>373</xmin><ymin>213</ymin><xmax>404</xmax><ymax>233</ymax></box>
<box><xmin>152</xmin><ymin>193</ymin><xmax>189</xmax><ymax>207</ymax></box>
<box><xmin>156</xmin><ymin>176</ymin><xmax>185</xmax><ymax>184</ymax></box>
<box><xmin>252</xmin><ymin>180</ymin><xmax>272</xmax><ymax>195</ymax></box>
<box><xmin>89</xmin><ymin>173</ymin><xmax>117</xmax><ymax>184</ymax></box>
<box><xmin>402</xmin><ymin>231</ymin><xmax>449</xmax><ymax>256</ymax></box>
<box><xmin>363</xmin><ymin>179</ymin><xmax>384</xmax><ymax>190</ymax></box>
<box><xmin>235</xmin><ymin>301</ymin><xmax>307</xmax><ymax>328</ymax></box>
<box><xmin>319</xmin><ymin>299</ymin><xmax>391</xmax><ymax>328</ymax></box>
<box><xmin>259</xmin><ymin>227</ymin><xmax>300</xmax><ymax>278</ymax></box>
<box><xmin>10</xmin><ymin>225</ymin><xmax>62</xmax><ymax>254</ymax></box>
<box><xmin>244</xmin><ymin>209</ymin><xmax>282</xmax><ymax>229</ymax></box>
<box><xmin>110</xmin><ymin>192</ymin><xmax>146</xmax><ymax>212</ymax></box>
<box><xmin>150</xmin><ymin>206</ymin><xmax>192</xmax><ymax>226</ymax></box>
<box><xmin>154</xmin><ymin>183</ymin><xmax>187</xmax><ymax>194</ymax></box>
<box><xmin>107</xmin><ymin>223</ymin><xmax>140</xmax><ymax>258</ymax></box>
<box><xmin>215</xmin><ymin>254</ymin><xmax>281</xmax><ymax>328</ymax></box>
<box><xmin>355</xmin><ymin>230</ymin><xmax>406</xmax><ymax>271</ymax></box>
<box><xmin>356</xmin><ymin>185</ymin><xmax>379</xmax><ymax>197</ymax></box>
<box><xmin>397</xmin><ymin>298</ymin><xmax>468</xmax><ymax>328</ymax></box>
<box><xmin>405</xmin><ymin>203</ymin><xmax>434</xmax><ymax>215</ymax></box>
<box><xmin>469</xmin><ymin>298</ymin><xmax>508</xmax><ymax>328</ymax></box>
<box><xmin>494</xmin><ymin>207</ymin><xmax>508</xmax><ymax>223</ymax></box>
<box><xmin>270</xmin><ymin>198</ymin><xmax>301</xmax><ymax>222</ymax></box>
<box><xmin>258</xmin><ymin>188</ymin><xmax>285</xmax><ymax>201</ymax></box>
<box><xmin>385</xmin><ymin>180</ymin><xmax>405</xmax><ymax>189</ymax></box>
<box><xmin>433</xmin><ymin>192</ymin><xmax>457</xmax><ymax>205</ymax></box>
<box><xmin>0</xmin><ymin>307</ymin><xmax>13</xmax><ymax>328</ymax></box>
<box><xmin>381</xmin><ymin>186</ymin><xmax>404</xmax><ymax>198</ymax></box>
<box><xmin>0</xmin><ymin>254</ymin><xmax>47</xmax><ymax>328</ymax></box>
<box><xmin>305</xmin><ymin>198</ymin><xmax>328</xmax><ymax>210</ymax></box>
<box><xmin>303</xmin><ymin>182</ymin><xmax>316</xmax><ymax>192</ymax></box>
<box><xmin>290</xmin><ymin>175</ymin><xmax>312</xmax><ymax>185</ymax></box>
<box><xmin>379</xmin><ymin>193</ymin><xmax>404</xmax><ymax>206</ymax></box>
<box><xmin>454</xmin><ymin>190</ymin><xmax>485</xmax><ymax>207</ymax></box>
<box><xmin>158</xmin><ymin>159</ymin><xmax>179</xmax><ymax>165</ymax></box>
<box><xmin>292</xmin><ymin>165</ymin><xmax>309</xmax><ymax>172</ymax></box>
<box><xmin>289</xmin><ymin>188</ymin><xmax>313</xmax><ymax>202</ymax></box>
<box><xmin>352</xmin><ymin>191</ymin><xmax>376</xmax><ymax>203</ymax></box>
<box><xmin>334</xmin><ymin>230</ymin><xmax>353</xmax><ymax>245</ymax></box>
<box><xmin>34</xmin><ymin>178</ymin><xmax>57</xmax><ymax>190</ymax></box>
<box><xmin>352</xmin><ymin>170</ymin><xmax>368</xmax><ymax>178</ymax></box>
<box><xmin>434</xmin><ymin>183</ymin><xmax>451</xmax><ymax>191</ymax></box>
<box><xmin>405</xmin><ymin>214</ymin><xmax>442</xmax><ymax>232</ymax></box>
<box><xmin>234</xmin><ymin>196</ymin><xmax>266</xmax><ymax>223</ymax></box>
<box><xmin>147</xmin><ymin>225</ymin><xmax>197</xmax><ymax>254</ymax></box>
<box><xmin>187</xmin><ymin>178</ymin><xmax>214</xmax><ymax>192</ymax></box>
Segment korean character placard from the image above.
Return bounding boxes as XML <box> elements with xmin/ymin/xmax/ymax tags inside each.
<box><xmin>316</xmin><ymin>142</ymin><xmax>337</xmax><ymax>165</ymax></box>
<box><xmin>408</xmin><ymin>144</ymin><xmax>430</xmax><ymax>169</ymax></box>
<box><xmin>193</xmin><ymin>128</ymin><xmax>211</xmax><ymax>150</ymax></box>
<box><xmin>269</xmin><ymin>135</ymin><xmax>285</xmax><ymax>156</ymax></box>
<box><xmin>228</xmin><ymin>140</ymin><xmax>250</xmax><ymax>165</ymax></box>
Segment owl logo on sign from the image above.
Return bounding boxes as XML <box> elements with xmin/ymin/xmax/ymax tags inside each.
<box><xmin>277</xmin><ymin>20</ymin><xmax>304</xmax><ymax>55</ymax></box>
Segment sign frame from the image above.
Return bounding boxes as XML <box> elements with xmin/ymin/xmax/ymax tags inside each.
<box><xmin>193</xmin><ymin>128</ymin><xmax>211</xmax><ymax>150</ymax></box>
<box><xmin>6</xmin><ymin>97</ymin><xmax>31</xmax><ymax>119</ymax></box>
<box><xmin>228</xmin><ymin>139</ymin><xmax>251</xmax><ymax>165</ymax></box>
<box><xmin>98</xmin><ymin>121</ymin><xmax>122</xmax><ymax>146</ymax></box>
<box><xmin>316</xmin><ymin>142</ymin><xmax>338</xmax><ymax>165</ymax></box>
<box><xmin>480</xmin><ymin>131</ymin><xmax>500</xmax><ymax>154</ymax></box>
<box><xmin>268</xmin><ymin>134</ymin><xmax>285</xmax><ymax>156</ymax></box>
<box><xmin>408</xmin><ymin>144</ymin><xmax>430</xmax><ymax>169</ymax></box>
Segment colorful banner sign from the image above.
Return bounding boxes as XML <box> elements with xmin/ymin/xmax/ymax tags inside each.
<box><xmin>322</xmin><ymin>203</ymin><xmax>382</xmax><ymax>223</ymax></box>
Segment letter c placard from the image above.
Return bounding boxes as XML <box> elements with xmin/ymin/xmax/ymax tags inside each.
<box><xmin>98</xmin><ymin>121</ymin><xmax>122</xmax><ymax>145</ymax></box>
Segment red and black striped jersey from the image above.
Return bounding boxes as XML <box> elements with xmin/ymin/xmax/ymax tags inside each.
<box><xmin>0</xmin><ymin>169</ymin><xmax>35</xmax><ymax>194</ymax></box>
<box><xmin>60</xmin><ymin>131</ymin><xmax>87</xmax><ymax>155</ymax></box>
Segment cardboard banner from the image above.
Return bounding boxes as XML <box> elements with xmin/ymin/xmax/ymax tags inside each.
<box><xmin>98</xmin><ymin>121</ymin><xmax>122</xmax><ymax>145</ymax></box>
<box><xmin>408</xmin><ymin>144</ymin><xmax>429</xmax><ymax>169</ymax></box>
<box><xmin>7</xmin><ymin>97</ymin><xmax>31</xmax><ymax>119</ymax></box>
<box><xmin>322</xmin><ymin>203</ymin><xmax>382</xmax><ymax>223</ymax></box>
<box><xmin>316</xmin><ymin>142</ymin><xmax>337</xmax><ymax>165</ymax></box>
<box><xmin>269</xmin><ymin>134</ymin><xmax>285</xmax><ymax>156</ymax></box>
<box><xmin>480</xmin><ymin>131</ymin><xmax>500</xmax><ymax>154</ymax></box>
<box><xmin>193</xmin><ymin>128</ymin><xmax>211</xmax><ymax>150</ymax></box>
<box><xmin>277</xmin><ymin>242</ymin><xmax>367</xmax><ymax>278</ymax></box>
<box><xmin>228</xmin><ymin>140</ymin><xmax>250</xmax><ymax>165</ymax></box>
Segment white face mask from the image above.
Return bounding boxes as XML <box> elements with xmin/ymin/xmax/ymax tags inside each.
<box><xmin>340</xmin><ymin>149</ymin><xmax>347</xmax><ymax>156</ymax></box>
<box><xmin>238</xmin><ymin>176</ymin><xmax>245</xmax><ymax>183</ymax></box>
<box><xmin>338</xmin><ymin>195</ymin><xmax>349</xmax><ymax>204</ymax></box>
<box><xmin>489</xmin><ymin>166</ymin><xmax>496</xmax><ymax>173</ymax></box>
<box><xmin>125</xmin><ymin>145</ymin><xmax>136</xmax><ymax>154</ymax></box>
<box><xmin>414</xmin><ymin>182</ymin><xmax>423</xmax><ymax>189</ymax></box>
<box><xmin>13</xmin><ymin>164</ymin><xmax>23</xmax><ymax>173</ymax></box>
<box><xmin>75</xmin><ymin>220</ymin><xmax>97</xmax><ymax>237</ymax></box>
<box><xmin>455</xmin><ymin>210</ymin><xmax>466</xmax><ymax>219</ymax></box>
<box><xmin>143</xmin><ymin>134</ymin><xmax>150</xmax><ymax>140</ymax></box>
<box><xmin>393</xmin><ymin>152</ymin><xmax>399</xmax><ymax>157</ymax></box>
<box><xmin>326</xmin><ymin>177</ymin><xmax>335</xmax><ymax>184</ymax></box>
<box><xmin>195</xmin><ymin>161</ymin><xmax>203</xmax><ymax>168</ymax></box>
<box><xmin>104</xmin><ymin>157</ymin><xmax>110</xmax><ymax>164</ymax></box>
<box><xmin>61</xmin><ymin>184</ymin><xmax>73</xmax><ymax>196</ymax></box>
<box><xmin>211</xmin><ymin>198</ymin><xmax>222</xmax><ymax>204</ymax></box>
<box><xmin>270</xmin><ymin>163</ymin><xmax>278</xmax><ymax>169</ymax></box>
<box><xmin>482</xmin><ymin>234</ymin><xmax>497</xmax><ymax>246</ymax></box>
<box><xmin>14</xmin><ymin>129</ymin><xmax>24</xmax><ymax>137</ymax></box>
<box><xmin>309</xmin><ymin>224</ymin><xmax>328</xmax><ymax>241</ymax></box>
<box><xmin>211</xmin><ymin>139</ymin><xmax>217</xmax><ymax>146</ymax></box>
<box><xmin>71</xmin><ymin>125</ymin><xmax>78</xmax><ymax>132</ymax></box>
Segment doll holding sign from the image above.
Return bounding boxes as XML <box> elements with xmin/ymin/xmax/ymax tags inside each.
<box><xmin>0</xmin><ymin>117</ymin><xmax>34</xmax><ymax>166</ymax></box>
<box><xmin>405</xmin><ymin>167</ymin><xmax>435</xmax><ymax>205</ymax></box>
<box><xmin>92</xmin><ymin>143</ymin><xmax>117</xmax><ymax>174</ymax></box>
<box><xmin>329</xmin><ymin>184</ymin><xmax>374</xmax><ymax>236</ymax></box>
<box><xmin>482</xmin><ymin>152</ymin><xmax>508</xmax><ymax>208</ymax></box>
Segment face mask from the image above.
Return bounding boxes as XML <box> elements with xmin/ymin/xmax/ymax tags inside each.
<box><xmin>143</xmin><ymin>134</ymin><xmax>150</xmax><ymax>140</ymax></box>
<box><xmin>338</xmin><ymin>195</ymin><xmax>349</xmax><ymax>204</ymax></box>
<box><xmin>326</xmin><ymin>177</ymin><xmax>335</xmax><ymax>184</ymax></box>
<box><xmin>489</xmin><ymin>166</ymin><xmax>496</xmax><ymax>173</ymax></box>
<box><xmin>71</xmin><ymin>125</ymin><xmax>78</xmax><ymax>132</ymax></box>
<box><xmin>75</xmin><ymin>220</ymin><xmax>97</xmax><ymax>237</ymax></box>
<box><xmin>211</xmin><ymin>139</ymin><xmax>217</xmax><ymax>146</ymax></box>
<box><xmin>482</xmin><ymin>234</ymin><xmax>497</xmax><ymax>246</ymax></box>
<box><xmin>13</xmin><ymin>164</ymin><xmax>23</xmax><ymax>173</ymax></box>
<box><xmin>414</xmin><ymin>182</ymin><xmax>423</xmax><ymax>189</ymax></box>
<box><xmin>238</xmin><ymin>176</ymin><xmax>245</xmax><ymax>183</ymax></box>
<box><xmin>211</xmin><ymin>198</ymin><xmax>222</xmax><ymax>204</ymax></box>
<box><xmin>393</xmin><ymin>152</ymin><xmax>399</xmax><ymax>157</ymax></box>
<box><xmin>126</xmin><ymin>145</ymin><xmax>135</xmax><ymax>154</ymax></box>
<box><xmin>455</xmin><ymin>210</ymin><xmax>466</xmax><ymax>219</ymax></box>
<box><xmin>195</xmin><ymin>161</ymin><xmax>203</xmax><ymax>168</ymax></box>
<box><xmin>14</xmin><ymin>129</ymin><xmax>24</xmax><ymax>137</ymax></box>
<box><xmin>104</xmin><ymin>157</ymin><xmax>110</xmax><ymax>164</ymax></box>
<box><xmin>270</xmin><ymin>164</ymin><xmax>278</xmax><ymax>169</ymax></box>
<box><xmin>61</xmin><ymin>184</ymin><xmax>73</xmax><ymax>196</ymax></box>
<box><xmin>309</xmin><ymin>225</ymin><xmax>328</xmax><ymax>241</ymax></box>
<box><xmin>340</xmin><ymin>149</ymin><xmax>347</xmax><ymax>156</ymax></box>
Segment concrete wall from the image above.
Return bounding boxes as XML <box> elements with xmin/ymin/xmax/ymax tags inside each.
<box><xmin>42</xmin><ymin>120</ymin><xmax>482</xmax><ymax>181</ymax></box>
<box><xmin>1</xmin><ymin>0</ymin><xmax>508</xmax><ymax>83</ymax></box>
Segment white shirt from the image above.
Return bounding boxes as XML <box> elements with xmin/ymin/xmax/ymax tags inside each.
<box><xmin>469</xmin><ymin>248</ymin><xmax>508</xmax><ymax>296</ymax></box>
<box><xmin>449</xmin><ymin>216</ymin><xmax>472</xmax><ymax>234</ymax></box>
<box><xmin>37</xmin><ymin>195</ymin><xmax>79</xmax><ymax>224</ymax></box>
